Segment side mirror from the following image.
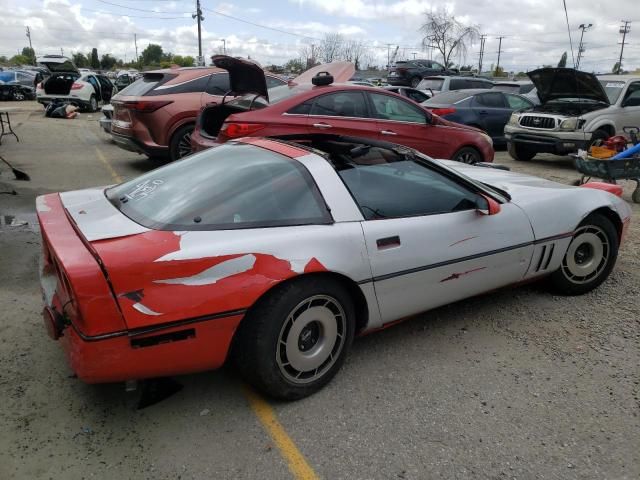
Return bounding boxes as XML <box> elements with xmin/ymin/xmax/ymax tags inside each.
<box><xmin>476</xmin><ymin>194</ymin><xmax>501</xmax><ymax>215</ymax></box>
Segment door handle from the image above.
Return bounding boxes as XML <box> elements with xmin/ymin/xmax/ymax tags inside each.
<box><xmin>478</xmin><ymin>110</ymin><xmax>489</xmax><ymax>115</ymax></box>
<box><xmin>376</xmin><ymin>235</ymin><xmax>401</xmax><ymax>249</ymax></box>
<box><xmin>380</xmin><ymin>130</ymin><xmax>397</xmax><ymax>135</ymax></box>
<box><xmin>313</xmin><ymin>123</ymin><xmax>332</xmax><ymax>129</ymax></box>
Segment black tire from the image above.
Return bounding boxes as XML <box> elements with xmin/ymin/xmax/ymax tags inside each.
<box><xmin>508</xmin><ymin>141</ymin><xmax>536</xmax><ymax>161</ymax></box>
<box><xmin>169</xmin><ymin>124</ymin><xmax>194</xmax><ymax>161</ymax></box>
<box><xmin>232</xmin><ymin>277</ymin><xmax>356</xmax><ymax>400</ymax></box>
<box><xmin>410</xmin><ymin>76</ymin><xmax>421</xmax><ymax>88</ymax></box>
<box><xmin>452</xmin><ymin>146</ymin><xmax>482</xmax><ymax>164</ymax></box>
<box><xmin>548</xmin><ymin>213</ymin><xmax>619</xmax><ymax>295</ymax></box>
<box><xmin>11</xmin><ymin>89</ymin><xmax>26</xmax><ymax>101</ymax></box>
<box><xmin>588</xmin><ymin>129</ymin><xmax>610</xmax><ymax>149</ymax></box>
<box><xmin>88</xmin><ymin>95</ymin><xmax>98</xmax><ymax>113</ymax></box>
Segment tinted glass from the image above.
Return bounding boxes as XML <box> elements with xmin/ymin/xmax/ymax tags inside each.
<box><xmin>205</xmin><ymin>72</ymin><xmax>230</xmax><ymax>95</ymax></box>
<box><xmin>150</xmin><ymin>74</ymin><xmax>210</xmax><ymax>95</ymax></box>
<box><xmin>119</xmin><ymin>74</ymin><xmax>168</xmax><ymax>96</ymax></box>
<box><xmin>449</xmin><ymin>78</ymin><xmax>470</xmax><ymax>90</ymax></box>
<box><xmin>475</xmin><ymin>92</ymin><xmax>506</xmax><ymax>108</ymax></box>
<box><xmin>417</xmin><ymin>78</ymin><xmax>444</xmax><ymax>90</ymax></box>
<box><xmin>470</xmin><ymin>80</ymin><xmax>493</xmax><ymax>89</ymax></box>
<box><xmin>431</xmin><ymin>62</ymin><xmax>445</xmax><ymax>70</ymax></box>
<box><xmin>339</xmin><ymin>160</ymin><xmax>477</xmax><ymax>219</ymax></box>
<box><xmin>369</xmin><ymin>93</ymin><xmax>425</xmax><ymax>123</ymax></box>
<box><xmin>623</xmin><ymin>82</ymin><xmax>640</xmax><ymax>107</ymax></box>
<box><xmin>406</xmin><ymin>89</ymin><xmax>429</xmax><ymax>103</ymax></box>
<box><xmin>423</xmin><ymin>90</ymin><xmax>472</xmax><ymax>104</ymax></box>
<box><xmin>288</xmin><ymin>99</ymin><xmax>313</xmax><ymax>115</ymax></box>
<box><xmin>310</xmin><ymin>91</ymin><xmax>369</xmax><ymax>118</ymax></box>
<box><xmin>266</xmin><ymin>75</ymin><xmax>286</xmax><ymax>88</ymax></box>
<box><xmin>505</xmin><ymin>94</ymin><xmax>532</xmax><ymax>110</ymax></box>
<box><xmin>106</xmin><ymin>143</ymin><xmax>330</xmax><ymax>230</ymax></box>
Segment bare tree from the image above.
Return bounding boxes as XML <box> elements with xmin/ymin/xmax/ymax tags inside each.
<box><xmin>342</xmin><ymin>40</ymin><xmax>370</xmax><ymax>70</ymax></box>
<box><xmin>420</xmin><ymin>10</ymin><xmax>479</xmax><ymax>68</ymax></box>
<box><xmin>299</xmin><ymin>43</ymin><xmax>320</xmax><ymax>69</ymax></box>
<box><xmin>320</xmin><ymin>33</ymin><xmax>344</xmax><ymax>63</ymax></box>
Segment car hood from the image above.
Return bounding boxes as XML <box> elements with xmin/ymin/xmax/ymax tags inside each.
<box><xmin>36</xmin><ymin>55</ymin><xmax>79</xmax><ymax>74</ymax></box>
<box><xmin>292</xmin><ymin>62</ymin><xmax>355</xmax><ymax>84</ymax></box>
<box><xmin>212</xmin><ymin>55</ymin><xmax>269</xmax><ymax>101</ymax></box>
<box><xmin>527</xmin><ymin>68</ymin><xmax>609</xmax><ymax>105</ymax></box>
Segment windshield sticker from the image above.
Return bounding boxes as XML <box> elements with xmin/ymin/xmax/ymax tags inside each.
<box><xmin>123</xmin><ymin>179</ymin><xmax>164</xmax><ymax>201</ymax></box>
<box><xmin>605</xmin><ymin>82</ymin><xmax>625</xmax><ymax>88</ymax></box>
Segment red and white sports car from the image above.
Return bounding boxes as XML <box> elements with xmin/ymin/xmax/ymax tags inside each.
<box><xmin>37</xmin><ymin>135</ymin><xmax>631</xmax><ymax>400</ymax></box>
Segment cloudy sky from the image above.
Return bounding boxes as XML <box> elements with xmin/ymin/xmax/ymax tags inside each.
<box><xmin>1</xmin><ymin>0</ymin><xmax>638</xmax><ymax>73</ymax></box>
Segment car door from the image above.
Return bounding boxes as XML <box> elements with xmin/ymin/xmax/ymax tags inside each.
<box><xmin>96</xmin><ymin>75</ymin><xmax>114</xmax><ymax>102</ymax></box>
<box><xmin>471</xmin><ymin>92</ymin><xmax>512</xmax><ymax>139</ymax></box>
<box><xmin>337</xmin><ymin>159</ymin><xmax>535</xmax><ymax>323</ymax></box>
<box><xmin>86</xmin><ymin>75</ymin><xmax>101</xmax><ymax>101</ymax></box>
<box><xmin>306</xmin><ymin>90</ymin><xmax>377</xmax><ymax>138</ymax></box>
<box><xmin>618</xmin><ymin>81</ymin><xmax>640</xmax><ymax>132</ymax></box>
<box><xmin>367</xmin><ymin>91</ymin><xmax>449</xmax><ymax>157</ymax></box>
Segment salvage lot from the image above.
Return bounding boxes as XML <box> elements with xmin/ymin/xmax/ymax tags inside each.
<box><xmin>1</xmin><ymin>101</ymin><xmax>639</xmax><ymax>479</ymax></box>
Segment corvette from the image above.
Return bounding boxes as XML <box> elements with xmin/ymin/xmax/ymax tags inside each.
<box><xmin>37</xmin><ymin>135</ymin><xmax>631</xmax><ymax>400</ymax></box>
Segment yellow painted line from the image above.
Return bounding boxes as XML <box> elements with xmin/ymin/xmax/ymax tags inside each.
<box><xmin>95</xmin><ymin>147</ymin><xmax>123</xmax><ymax>183</ymax></box>
<box><xmin>243</xmin><ymin>386</ymin><xmax>320</xmax><ymax>480</ymax></box>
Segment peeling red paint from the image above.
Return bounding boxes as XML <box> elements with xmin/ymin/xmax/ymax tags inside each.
<box><xmin>440</xmin><ymin>266</ymin><xmax>487</xmax><ymax>283</ymax></box>
<box><xmin>303</xmin><ymin>257</ymin><xmax>326</xmax><ymax>273</ymax></box>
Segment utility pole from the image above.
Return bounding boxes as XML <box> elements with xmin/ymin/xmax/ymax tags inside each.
<box><xmin>134</xmin><ymin>33</ymin><xmax>139</xmax><ymax>64</ymax></box>
<box><xmin>412</xmin><ymin>52</ymin><xmax>417</xmax><ymax>59</ymax></box>
<box><xmin>617</xmin><ymin>20</ymin><xmax>631</xmax><ymax>74</ymax></box>
<box><xmin>386</xmin><ymin>43</ymin><xmax>392</xmax><ymax>68</ymax></box>
<box><xmin>576</xmin><ymin>24</ymin><xmax>592</xmax><ymax>69</ymax></box>
<box><xmin>220</xmin><ymin>39</ymin><xmax>226</xmax><ymax>55</ymax></box>
<box><xmin>26</xmin><ymin>26</ymin><xmax>35</xmax><ymax>64</ymax></box>
<box><xmin>60</xmin><ymin>47</ymin><xmax>64</xmax><ymax>56</ymax></box>
<box><xmin>478</xmin><ymin>34</ymin><xmax>486</xmax><ymax>74</ymax></box>
<box><xmin>495</xmin><ymin>36</ymin><xmax>504</xmax><ymax>76</ymax></box>
<box><xmin>193</xmin><ymin>0</ymin><xmax>204</xmax><ymax>65</ymax></box>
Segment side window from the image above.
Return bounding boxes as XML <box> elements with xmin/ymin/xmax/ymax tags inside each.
<box><xmin>449</xmin><ymin>78</ymin><xmax>469</xmax><ymax>90</ymax></box>
<box><xmin>471</xmin><ymin>80</ymin><xmax>492</xmax><ymax>89</ymax></box>
<box><xmin>431</xmin><ymin>62</ymin><xmax>445</xmax><ymax>70</ymax></box>
<box><xmin>369</xmin><ymin>92</ymin><xmax>426</xmax><ymax>123</ymax></box>
<box><xmin>205</xmin><ymin>73</ymin><xmax>230</xmax><ymax>95</ymax></box>
<box><xmin>339</xmin><ymin>160</ymin><xmax>479</xmax><ymax>219</ymax></box>
<box><xmin>406</xmin><ymin>89</ymin><xmax>429</xmax><ymax>103</ymax></box>
<box><xmin>150</xmin><ymin>74</ymin><xmax>211</xmax><ymax>95</ymax></box>
<box><xmin>287</xmin><ymin>99</ymin><xmax>313</xmax><ymax>115</ymax></box>
<box><xmin>310</xmin><ymin>91</ymin><xmax>369</xmax><ymax>118</ymax></box>
<box><xmin>505</xmin><ymin>94</ymin><xmax>532</xmax><ymax>110</ymax></box>
<box><xmin>266</xmin><ymin>76</ymin><xmax>286</xmax><ymax>89</ymax></box>
<box><xmin>17</xmin><ymin>73</ymin><xmax>32</xmax><ymax>82</ymax></box>
<box><xmin>475</xmin><ymin>92</ymin><xmax>507</xmax><ymax>108</ymax></box>
<box><xmin>87</xmin><ymin>76</ymin><xmax>100</xmax><ymax>92</ymax></box>
<box><xmin>622</xmin><ymin>82</ymin><xmax>640</xmax><ymax>107</ymax></box>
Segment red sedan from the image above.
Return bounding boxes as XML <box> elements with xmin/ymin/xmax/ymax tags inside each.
<box><xmin>191</xmin><ymin>56</ymin><xmax>495</xmax><ymax>164</ymax></box>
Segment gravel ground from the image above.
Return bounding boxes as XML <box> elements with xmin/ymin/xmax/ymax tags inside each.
<box><xmin>0</xmin><ymin>101</ymin><xmax>638</xmax><ymax>479</ymax></box>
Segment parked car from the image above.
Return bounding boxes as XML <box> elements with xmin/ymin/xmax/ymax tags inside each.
<box><xmin>387</xmin><ymin>59</ymin><xmax>455</xmax><ymax>87</ymax></box>
<box><xmin>424</xmin><ymin>90</ymin><xmax>534</xmax><ymax>146</ymax></box>
<box><xmin>492</xmin><ymin>81</ymin><xmax>535</xmax><ymax>95</ymax></box>
<box><xmin>383</xmin><ymin>86</ymin><xmax>431</xmax><ymax>104</ymax></box>
<box><xmin>114</xmin><ymin>72</ymin><xmax>136</xmax><ymax>91</ymax></box>
<box><xmin>191</xmin><ymin>56</ymin><xmax>494</xmax><ymax>164</ymax></box>
<box><xmin>35</xmin><ymin>55</ymin><xmax>116</xmax><ymax>112</ymax></box>
<box><xmin>110</xmin><ymin>65</ymin><xmax>287</xmax><ymax>161</ymax></box>
<box><xmin>505</xmin><ymin>68</ymin><xmax>640</xmax><ymax>161</ymax></box>
<box><xmin>36</xmin><ymin>133</ymin><xmax>631</xmax><ymax>399</ymax></box>
<box><xmin>0</xmin><ymin>70</ymin><xmax>36</xmax><ymax>101</ymax></box>
<box><xmin>417</xmin><ymin>76</ymin><xmax>494</xmax><ymax>96</ymax></box>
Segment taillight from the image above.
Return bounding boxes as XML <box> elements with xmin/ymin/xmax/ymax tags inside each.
<box><xmin>221</xmin><ymin>122</ymin><xmax>265</xmax><ymax>139</ymax></box>
<box><xmin>71</xmin><ymin>82</ymin><xmax>83</xmax><ymax>90</ymax></box>
<box><xmin>431</xmin><ymin>107</ymin><xmax>456</xmax><ymax>116</ymax></box>
<box><xmin>120</xmin><ymin>100</ymin><xmax>173</xmax><ymax>113</ymax></box>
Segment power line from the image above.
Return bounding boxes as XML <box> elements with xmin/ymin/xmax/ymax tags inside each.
<box><xmin>94</xmin><ymin>0</ymin><xmax>191</xmax><ymax>14</ymax></box>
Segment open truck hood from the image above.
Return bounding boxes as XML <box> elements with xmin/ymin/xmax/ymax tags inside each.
<box><xmin>36</xmin><ymin>55</ymin><xmax>79</xmax><ymax>74</ymax></box>
<box><xmin>212</xmin><ymin>55</ymin><xmax>269</xmax><ymax>101</ymax></box>
<box><xmin>527</xmin><ymin>68</ymin><xmax>609</xmax><ymax>105</ymax></box>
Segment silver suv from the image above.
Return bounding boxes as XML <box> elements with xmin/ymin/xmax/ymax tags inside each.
<box><xmin>504</xmin><ymin>68</ymin><xmax>640</xmax><ymax>161</ymax></box>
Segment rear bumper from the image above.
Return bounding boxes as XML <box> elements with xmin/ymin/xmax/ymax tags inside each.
<box><xmin>99</xmin><ymin>117</ymin><xmax>112</xmax><ymax>134</ymax></box>
<box><xmin>190</xmin><ymin>127</ymin><xmax>222</xmax><ymax>153</ymax></box>
<box><xmin>111</xmin><ymin>131</ymin><xmax>168</xmax><ymax>158</ymax></box>
<box><xmin>504</xmin><ymin>128</ymin><xmax>589</xmax><ymax>154</ymax></box>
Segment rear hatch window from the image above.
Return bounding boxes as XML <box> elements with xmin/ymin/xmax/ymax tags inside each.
<box><xmin>117</xmin><ymin>73</ymin><xmax>173</xmax><ymax>96</ymax></box>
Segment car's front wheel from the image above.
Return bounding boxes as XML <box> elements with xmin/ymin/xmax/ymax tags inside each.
<box><xmin>11</xmin><ymin>89</ymin><xmax>26</xmax><ymax>101</ymax></box>
<box><xmin>452</xmin><ymin>146</ymin><xmax>482</xmax><ymax>164</ymax></box>
<box><xmin>233</xmin><ymin>277</ymin><xmax>355</xmax><ymax>400</ymax></box>
<box><xmin>548</xmin><ymin>213</ymin><xmax>619</xmax><ymax>295</ymax></box>
<box><xmin>508</xmin><ymin>142</ymin><xmax>536</xmax><ymax>161</ymax></box>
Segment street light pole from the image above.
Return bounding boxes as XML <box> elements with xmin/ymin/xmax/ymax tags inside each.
<box><xmin>192</xmin><ymin>0</ymin><xmax>204</xmax><ymax>65</ymax></box>
<box><xmin>576</xmin><ymin>23</ymin><xmax>592</xmax><ymax>70</ymax></box>
<box><xmin>220</xmin><ymin>39</ymin><xmax>226</xmax><ymax>55</ymax></box>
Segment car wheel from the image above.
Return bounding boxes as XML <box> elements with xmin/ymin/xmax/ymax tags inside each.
<box><xmin>169</xmin><ymin>124</ymin><xmax>194</xmax><ymax>161</ymax></box>
<box><xmin>588</xmin><ymin>129</ymin><xmax>610</xmax><ymax>149</ymax></box>
<box><xmin>410</xmin><ymin>77</ymin><xmax>421</xmax><ymax>88</ymax></box>
<box><xmin>88</xmin><ymin>95</ymin><xmax>98</xmax><ymax>112</ymax></box>
<box><xmin>548</xmin><ymin>213</ymin><xmax>618</xmax><ymax>296</ymax></box>
<box><xmin>507</xmin><ymin>142</ymin><xmax>535</xmax><ymax>161</ymax></box>
<box><xmin>12</xmin><ymin>90</ymin><xmax>26</xmax><ymax>101</ymax></box>
<box><xmin>233</xmin><ymin>277</ymin><xmax>356</xmax><ymax>400</ymax></box>
<box><xmin>452</xmin><ymin>146</ymin><xmax>482</xmax><ymax>164</ymax></box>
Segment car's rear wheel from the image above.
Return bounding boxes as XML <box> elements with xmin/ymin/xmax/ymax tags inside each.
<box><xmin>169</xmin><ymin>124</ymin><xmax>194</xmax><ymax>161</ymax></box>
<box><xmin>452</xmin><ymin>146</ymin><xmax>482</xmax><ymax>164</ymax></box>
<box><xmin>233</xmin><ymin>277</ymin><xmax>355</xmax><ymax>400</ymax></box>
<box><xmin>410</xmin><ymin>76</ymin><xmax>421</xmax><ymax>88</ymax></box>
<box><xmin>11</xmin><ymin>89</ymin><xmax>26</xmax><ymax>101</ymax></box>
<box><xmin>88</xmin><ymin>95</ymin><xmax>98</xmax><ymax>112</ymax></box>
<box><xmin>548</xmin><ymin>213</ymin><xmax>618</xmax><ymax>295</ymax></box>
<box><xmin>508</xmin><ymin>142</ymin><xmax>535</xmax><ymax>161</ymax></box>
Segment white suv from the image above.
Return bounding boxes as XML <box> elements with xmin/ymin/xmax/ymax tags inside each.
<box><xmin>35</xmin><ymin>55</ymin><xmax>116</xmax><ymax>112</ymax></box>
<box><xmin>504</xmin><ymin>68</ymin><xmax>640</xmax><ymax>161</ymax></box>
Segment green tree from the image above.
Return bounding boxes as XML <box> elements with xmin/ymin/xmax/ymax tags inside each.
<box><xmin>181</xmin><ymin>56</ymin><xmax>195</xmax><ymax>67</ymax></box>
<box><xmin>0</xmin><ymin>55</ymin><xmax>8</xmax><ymax>65</ymax></box>
<box><xmin>21</xmin><ymin>47</ymin><xmax>35</xmax><ymax>64</ymax></box>
<box><xmin>72</xmin><ymin>53</ymin><xmax>88</xmax><ymax>68</ymax></box>
<box><xmin>557</xmin><ymin>51</ymin><xmax>567</xmax><ymax>67</ymax></box>
<box><xmin>284</xmin><ymin>58</ymin><xmax>304</xmax><ymax>74</ymax></box>
<box><xmin>142</xmin><ymin>44</ymin><xmax>163</xmax><ymax>65</ymax></box>
<box><xmin>100</xmin><ymin>54</ymin><xmax>117</xmax><ymax>70</ymax></box>
<box><xmin>90</xmin><ymin>48</ymin><xmax>100</xmax><ymax>69</ymax></box>
<box><xmin>9</xmin><ymin>54</ymin><xmax>30</xmax><ymax>65</ymax></box>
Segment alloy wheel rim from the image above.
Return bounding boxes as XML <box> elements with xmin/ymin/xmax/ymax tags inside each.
<box><xmin>14</xmin><ymin>92</ymin><xmax>25</xmax><ymax>100</ymax></box>
<box><xmin>561</xmin><ymin>225</ymin><xmax>609</xmax><ymax>284</ymax></box>
<box><xmin>276</xmin><ymin>295</ymin><xmax>346</xmax><ymax>384</ymax></box>
<box><xmin>177</xmin><ymin>132</ymin><xmax>192</xmax><ymax>158</ymax></box>
<box><xmin>458</xmin><ymin>151</ymin><xmax>478</xmax><ymax>164</ymax></box>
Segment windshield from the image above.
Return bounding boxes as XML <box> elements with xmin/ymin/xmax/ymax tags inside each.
<box><xmin>599</xmin><ymin>80</ymin><xmax>626</xmax><ymax>103</ymax></box>
<box><xmin>417</xmin><ymin>78</ymin><xmax>444</xmax><ymax>90</ymax></box>
<box><xmin>106</xmin><ymin>142</ymin><xmax>331</xmax><ymax>230</ymax></box>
